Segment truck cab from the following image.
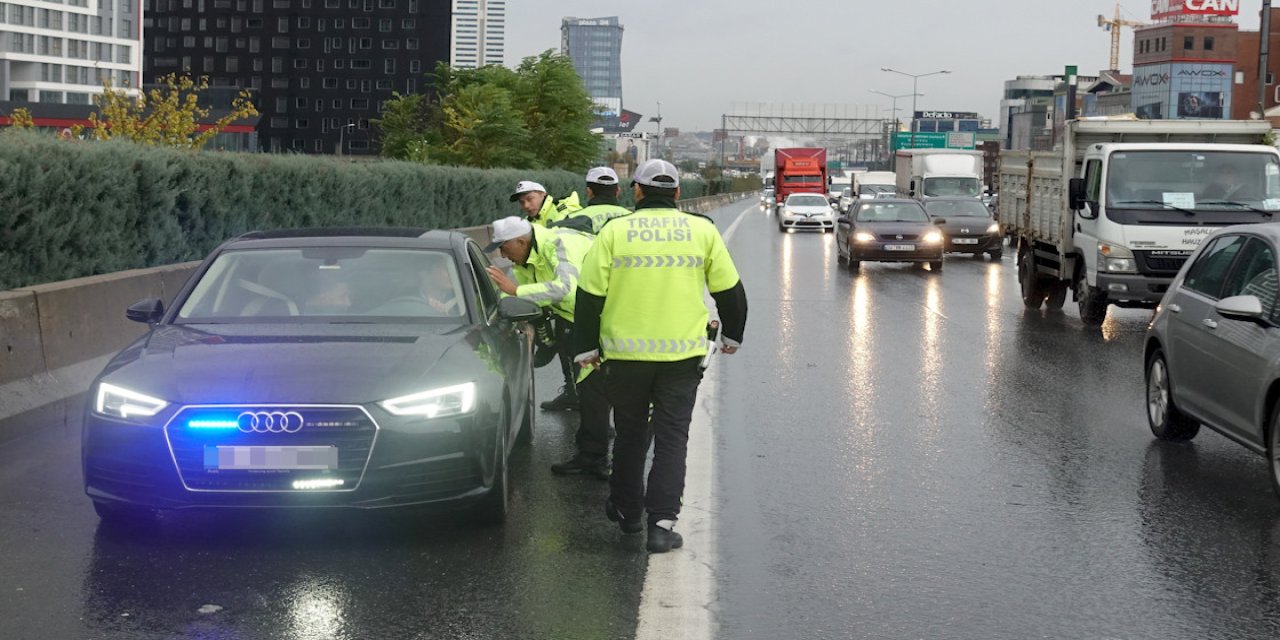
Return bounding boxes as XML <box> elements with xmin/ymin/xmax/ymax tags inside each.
<box><xmin>896</xmin><ymin>150</ymin><xmax>984</xmax><ymax>202</ymax></box>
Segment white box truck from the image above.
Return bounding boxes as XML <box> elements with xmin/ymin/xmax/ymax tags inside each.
<box><xmin>895</xmin><ymin>149</ymin><xmax>984</xmax><ymax>200</ymax></box>
<box><xmin>999</xmin><ymin>118</ymin><xmax>1280</xmax><ymax>326</ymax></box>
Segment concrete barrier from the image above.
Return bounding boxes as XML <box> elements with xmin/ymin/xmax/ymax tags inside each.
<box><xmin>0</xmin><ymin>291</ymin><xmax>46</xmax><ymax>386</ymax></box>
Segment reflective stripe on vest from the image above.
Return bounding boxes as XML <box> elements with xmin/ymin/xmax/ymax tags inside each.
<box><xmin>611</xmin><ymin>255</ymin><xmax>705</xmax><ymax>269</ymax></box>
<box><xmin>602</xmin><ymin>336</ymin><xmax>707</xmax><ymax>356</ymax></box>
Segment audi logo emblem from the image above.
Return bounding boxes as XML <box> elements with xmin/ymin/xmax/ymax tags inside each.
<box><xmin>237</xmin><ymin>411</ymin><xmax>305</xmax><ymax>433</ymax></box>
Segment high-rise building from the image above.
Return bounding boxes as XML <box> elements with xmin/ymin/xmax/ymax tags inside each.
<box><xmin>1131</xmin><ymin>0</ymin><xmax>1239</xmax><ymax>120</ymax></box>
<box><xmin>0</xmin><ymin>0</ymin><xmax>143</xmax><ymax>105</ymax></box>
<box><xmin>998</xmin><ymin>76</ymin><xmax>1056</xmax><ymax>148</ymax></box>
<box><xmin>143</xmin><ymin>0</ymin><xmax>452</xmax><ymax>155</ymax></box>
<box><xmin>449</xmin><ymin>0</ymin><xmax>502</xmax><ymax>69</ymax></box>
<box><xmin>561</xmin><ymin>16</ymin><xmax>622</xmax><ymax>129</ymax></box>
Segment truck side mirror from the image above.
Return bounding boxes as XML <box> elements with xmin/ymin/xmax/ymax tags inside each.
<box><xmin>1068</xmin><ymin>178</ymin><xmax>1086</xmax><ymax>211</ymax></box>
<box><xmin>909</xmin><ymin>180</ymin><xmax>916</xmax><ymax>197</ymax></box>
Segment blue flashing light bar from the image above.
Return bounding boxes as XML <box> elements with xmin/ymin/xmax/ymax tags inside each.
<box><xmin>188</xmin><ymin>419</ymin><xmax>239</xmax><ymax>429</ymax></box>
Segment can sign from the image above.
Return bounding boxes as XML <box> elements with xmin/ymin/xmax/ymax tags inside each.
<box><xmin>1153</xmin><ymin>0</ymin><xmax>1239</xmax><ymax>19</ymax></box>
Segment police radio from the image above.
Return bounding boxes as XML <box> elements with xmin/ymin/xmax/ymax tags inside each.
<box><xmin>700</xmin><ymin>320</ymin><xmax>721</xmax><ymax>371</ymax></box>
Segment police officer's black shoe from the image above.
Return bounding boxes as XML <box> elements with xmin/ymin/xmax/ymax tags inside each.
<box><xmin>605</xmin><ymin>498</ymin><xmax>643</xmax><ymax>534</ymax></box>
<box><xmin>550</xmin><ymin>454</ymin><xmax>609</xmax><ymax>479</ymax></box>
<box><xmin>646</xmin><ymin>520</ymin><xmax>683</xmax><ymax>553</ymax></box>
<box><xmin>540</xmin><ymin>387</ymin><xmax>579</xmax><ymax>411</ymax></box>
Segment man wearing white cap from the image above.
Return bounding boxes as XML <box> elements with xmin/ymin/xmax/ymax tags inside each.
<box><xmin>574</xmin><ymin>159</ymin><xmax>749</xmax><ymax>553</ymax></box>
<box><xmin>485</xmin><ymin>214</ymin><xmax>601</xmax><ymax>419</ymax></box>
<box><xmin>510</xmin><ymin>180</ymin><xmax>582</xmax><ymax>227</ymax></box>
<box><xmin>563</xmin><ymin>167</ymin><xmax>633</xmax><ymax>234</ymax></box>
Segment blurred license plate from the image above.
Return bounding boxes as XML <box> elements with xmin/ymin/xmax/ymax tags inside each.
<box><xmin>953</xmin><ymin>238</ymin><xmax>980</xmax><ymax>245</ymax></box>
<box><xmin>885</xmin><ymin>244</ymin><xmax>915</xmax><ymax>251</ymax></box>
<box><xmin>205</xmin><ymin>446</ymin><xmax>338</xmax><ymax>471</ymax></box>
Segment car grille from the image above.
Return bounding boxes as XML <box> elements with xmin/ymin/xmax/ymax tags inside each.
<box><xmin>1134</xmin><ymin>251</ymin><xmax>1191</xmax><ymax>276</ymax></box>
<box><xmin>879</xmin><ymin>234</ymin><xmax>920</xmax><ymax>241</ymax></box>
<box><xmin>165</xmin><ymin>405</ymin><xmax>377</xmax><ymax>492</ymax></box>
<box><xmin>393</xmin><ymin>455</ymin><xmax>483</xmax><ymax>501</ymax></box>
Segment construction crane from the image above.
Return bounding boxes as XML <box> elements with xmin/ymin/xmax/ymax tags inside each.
<box><xmin>1098</xmin><ymin>3</ymin><xmax>1147</xmax><ymax>72</ymax></box>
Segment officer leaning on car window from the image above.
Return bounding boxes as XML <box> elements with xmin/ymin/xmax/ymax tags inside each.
<box><xmin>574</xmin><ymin>159</ymin><xmax>748</xmax><ymax>554</ymax></box>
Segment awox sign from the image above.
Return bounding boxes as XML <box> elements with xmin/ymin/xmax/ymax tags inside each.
<box><xmin>1152</xmin><ymin>0</ymin><xmax>1240</xmax><ymax>19</ymax></box>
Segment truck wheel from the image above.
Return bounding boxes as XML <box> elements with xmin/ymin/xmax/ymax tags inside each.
<box><xmin>1146</xmin><ymin>349</ymin><xmax>1199</xmax><ymax>442</ymax></box>
<box><xmin>1075</xmin><ymin>274</ymin><xmax>1108</xmax><ymax>326</ymax></box>
<box><xmin>1018</xmin><ymin>251</ymin><xmax>1048</xmax><ymax>309</ymax></box>
<box><xmin>1045</xmin><ymin>284</ymin><xmax>1068</xmax><ymax>310</ymax></box>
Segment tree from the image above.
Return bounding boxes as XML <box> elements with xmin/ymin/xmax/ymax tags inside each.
<box><xmin>436</xmin><ymin>84</ymin><xmax>534</xmax><ymax>168</ymax></box>
<box><xmin>77</xmin><ymin>73</ymin><xmax>259</xmax><ymax>149</ymax></box>
<box><xmin>510</xmin><ymin>51</ymin><xmax>600</xmax><ymax>171</ymax></box>
<box><xmin>371</xmin><ymin>92</ymin><xmax>432</xmax><ymax>161</ymax></box>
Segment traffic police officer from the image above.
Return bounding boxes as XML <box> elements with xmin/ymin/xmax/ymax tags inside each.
<box><xmin>485</xmin><ymin>215</ymin><xmax>593</xmax><ymax>411</ymax></box>
<box><xmin>574</xmin><ymin>159</ymin><xmax>748</xmax><ymax>553</ymax></box>
<box><xmin>564</xmin><ymin>167</ymin><xmax>633</xmax><ymax>233</ymax></box>
<box><xmin>511</xmin><ymin>180</ymin><xmax>583</xmax><ymax>228</ymax></box>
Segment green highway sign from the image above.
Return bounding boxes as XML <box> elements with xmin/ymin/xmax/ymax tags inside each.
<box><xmin>893</xmin><ymin>132</ymin><xmax>976</xmax><ymax>151</ymax></box>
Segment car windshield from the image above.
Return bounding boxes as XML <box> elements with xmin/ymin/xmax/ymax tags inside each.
<box><xmin>176</xmin><ymin>247</ymin><xmax>467</xmax><ymax>323</ymax></box>
<box><xmin>788</xmin><ymin>195</ymin><xmax>830</xmax><ymax>207</ymax></box>
<box><xmin>859</xmin><ymin>185</ymin><xmax>895</xmax><ymax>196</ymax></box>
<box><xmin>923</xmin><ymin>177</ymin><xmax>982</xmax><ymax>198</ymax></box>
<box><xmin>856</xmin><ymin>202</ymin><xmax>929</xmax><ymax>222</ymax></box>
<box><xmin>1106</xmin><ymin>150</ymin><xmax>1280</xmax><ymax>211</ymax></box>
<box><xmin>925</xmin><ymin>200</ymin><xmax>991</xmax><ymax>218</ymax></box>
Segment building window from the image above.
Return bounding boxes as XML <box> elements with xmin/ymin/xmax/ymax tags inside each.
<box><xmin>295</xmin><ymin>118</ymin><xmax>308</xmax><ymax>128</ymax></box>
<box><xmin>406</xmin><ymin>38</ymin><xmax>418</xmax><ymax>50</ymax></box>
<box><xmin>276</xmin><ymin>98</ymin><xmax>288</xmax><ymax>112</ymax></box>
<box><xmin>272</xmin><ymin>36</ymin><xmax>290</xmax><ymax>48</ymax></box>
<box><xmin>270</xmin><ymin>116</ymin><xmax>288</xmax><ymax>128</ymax></box>
<box><xmin>300</xmin><ymin>77</ymin><xmax>311</xmax><ymax>88</ymax></box>
<box><xmin>226</xmin><ymin>56</ymin><xmax>239</xmax><ymax>72</ymax></box>
<box><xmin>293</xmin><ymin>58</ymin><xmax>308</xmax><ymax>69</ymax></box>
<box><xmin>323</xmin><ymin>77</ymin><xmax>338</xmax><ymax>88</ymax></box>
<box><xmin>1184</xmin><ymin>36</ymin><xmax>1194</xmax><ymax>50</ymax></box>
<box><xmin>351</xmin><ymin>59</ymin><xmax>371</xmax><ymax>70</ymax></box>
<box><xmin>1204</xmin><ymin>36</ymin><xmax>1215</xmax><ymax>51</ymax></box>
<box><xmin>271</xmin><ymin>77</ymin><xmax>289</xmax><ymax>88</ymax></box>
<box><xmin>349</xmin><ymin>140</ymin><xmax>369</xmax><ymax>151</ymax></box>
<box><xmin>409</xmin><ymin>60</ymin><xmax>421</xmax><ymax>73</ymax></box>
<box><xmin>384</xmin><ymin>58</ymin><xmax>395</xmax><ymax>73</ymax></box>
<box><xmin>298</xmin><ymin>38</ymin><xmax>310</xmax><ymax>48</ymax></box>
<box><xmin>272</xmin><ymin>57</ymin><xmax>284</xmax><ymax>72</ymax></box>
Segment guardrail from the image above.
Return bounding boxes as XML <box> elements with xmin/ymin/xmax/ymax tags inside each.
<box><xmin>0</xmin><ymin>191</ymin><xmax>755</xmax><ymax>438</ymax></box>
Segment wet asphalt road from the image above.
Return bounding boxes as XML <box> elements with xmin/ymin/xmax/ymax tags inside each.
<box><xmin>4</xmin><ymin>198</ymin><xmax>1280</xmax><ymax>639</ymax></box>
<box><xmin>710</xmin><ymin>201</ymin><xmax>1280</xmax><ymax>639</ymax></box>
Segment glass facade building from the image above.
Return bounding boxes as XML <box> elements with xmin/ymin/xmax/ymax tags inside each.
<box><xmin>561</xmin><ymin>16</ymin><xmax>622</xmax><ymax>128</ymax></box>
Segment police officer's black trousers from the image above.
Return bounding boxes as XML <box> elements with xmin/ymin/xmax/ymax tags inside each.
<box><xmin>575</xmin><ymin>369</ymin><xmax>612</xmax><ymax>460</ymax></box>
<box><xmin>603</xmin><ymin>357</ymin><xmax>703</xmax><ymax>525</ymax></box>
<box><xmin>554</xmin><ymin>318</ymin><xmax>577</xmax><ymax>397</ymax></box>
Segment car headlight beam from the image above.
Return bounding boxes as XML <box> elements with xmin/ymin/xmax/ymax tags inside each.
<box><xmin>923</xmin><ymin>231</ymin><xmax>944</xmax><ymax>244</ymax></box>
<box><xmin>380</xmin><ymin>382</ymin><xmax>477</xmax><ymax>418</ymax></box>
<box><xmin>95</xmin><ymin>382</ymin><xmax>169</xmax><ymax>420</ymax></box>
<box><xmin>987</xmin><ymin>223</ymin><xmax>1000</xmax><ymax>234</ymax></box>
<box><xmin>855</xmin><ymin>232</ymin><xmax>876</xmax><ymax>243</ymax></box>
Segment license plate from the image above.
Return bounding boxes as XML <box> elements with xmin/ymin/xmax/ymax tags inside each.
<box><xmin>885</xmin><ymin>244</ymin><xmax>916</xmax><ymax>251</ymax></box>
<box><xmin>953</xmin><ymin>238</ymin><xmax>980</xmax><ymax>245</ymax></box>
<box><xmin>204</xmin><ymin>446</ymin><xmax>338</xmax><ymax>471</ymax></box>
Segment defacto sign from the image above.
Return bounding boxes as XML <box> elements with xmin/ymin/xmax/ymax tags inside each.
<box><xmin>1152</xmin><ymin>0</ymin><xmax>1240</xmax><ymax>20</ymax></box>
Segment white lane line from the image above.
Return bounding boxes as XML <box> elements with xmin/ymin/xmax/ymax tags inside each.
<box><xmin>635</xmin><ymin>199</ymin><xmax>751</xmax><ymax>640</ymax></box>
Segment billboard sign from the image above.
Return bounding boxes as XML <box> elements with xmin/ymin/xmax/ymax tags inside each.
<box><xmin>914</xmin><ymin>111</ymin><xmax>981</xmax><ymax>120</ymax></box>
<box><xmin>1152</xmin><ymin>0</ymin><xmax>1239</xmax><ymax>20</ymax></box>
<box><xmin>893</xmin><ymin>132</ymin><xmax>976</xmax><ymax>150</ymax></box>
<box><xmin>1131</xmin><ymin>62</ymin><xmax>1233</xmax><ymax>119</ymax></box>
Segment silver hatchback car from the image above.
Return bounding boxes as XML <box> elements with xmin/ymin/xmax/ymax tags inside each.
<box><xmin>1145</xmin><ymin>223</ymin><xmax>1280</xmax><ymax>496</ymax></box>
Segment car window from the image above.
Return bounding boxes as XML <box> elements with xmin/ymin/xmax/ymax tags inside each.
<box><xmin>467</xmin><ymin>244</ymin><xmax>499</xmax><ymax>319</ymax></box>
<box><xmin>1220</xmin><ymin>238</ymin><xmax>1278</xmax><ymax>315</ymax></box>
<box><xmin>855</xmin><ymin>202</ymin><xmax>929</xmax><ymax>223</ymax></box>
<box><xmin>924</xmin><ymin>200</ymin><xmax>991</xmax><ymax>218</ymax></box>
<box><xmin>177</xmin><ymin>247</ymin><xmax>468</xmax><ymax>322</ymax></box>
<box><xmin>1183</xmin><ymin>235</ymin><xmax>1247</xmax><ymax>299</ymax></box>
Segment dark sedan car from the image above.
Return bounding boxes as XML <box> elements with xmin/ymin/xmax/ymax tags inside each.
<box><xmin>82</xmin><ymin>228</ymin><xmax>540</xmax><ymax>526</ymax></box>
<box><xmin>836</xmin><ymin>199</ymin><xmax>946</xmax><ymax>272</ymax></box>
<box><xmin>923</xmin><ymin>197</ymin><xmax>1004</xmax><ymax>260</ymax></box>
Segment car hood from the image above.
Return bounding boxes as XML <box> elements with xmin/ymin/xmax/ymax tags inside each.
<box><xmin>785</xmin><ymin>206</ymin><xmax>834</xmax><ymax>215</ymax></box>
<box><xmin>853</xmin><ymin>221</ymin><xmax>935</xmax><ymax>236</ymax></box>
<box><xmin>98</xmin><ymin>323</ymin><xmax>481</xmax><ymax>406</ymax></box>
<box><xmin>933</xmin><ymin>217</ymin><xmax>995</xmax><ymax>234</ymax></box>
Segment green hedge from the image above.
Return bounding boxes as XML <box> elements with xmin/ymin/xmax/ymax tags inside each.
<box><xmin>0</xmin><ymin>133</ymin><xmax>734</xmax><ymax>289</ymax></box>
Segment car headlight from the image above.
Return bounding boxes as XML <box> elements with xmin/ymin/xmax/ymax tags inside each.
<box><xmin>923</xmin><ymin>231</ymin><xmax>944</xmax><ymax>244</ymax></box>
<box><xmin>1099</xmin><ymin>243</ymin><xmax>1137</xmax><ymax>274</ymax></box>
<box><xmin>380</xmin><ymin>382</ymin><xmax>476</xmax><ymax>418</ymax></box>
<box><xmin>95</xmin><ymin>382</ymin><xmax>169</xmax><ymax>420</ymax></box>
<box><xmin>855</xmin><ymin>232</ymin><xmax>876</xmax><ymax>243</ymax></box>
<box><xmin>987</xmin><ymin>223</ymin><xmax>1000</xmax><ymax>234</ymax></box>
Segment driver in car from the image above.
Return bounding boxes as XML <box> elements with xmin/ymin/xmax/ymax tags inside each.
<box><xmin>303</xmin><ymin>275</ymin><xmax>353</xmax><ymax>315</ymax></box>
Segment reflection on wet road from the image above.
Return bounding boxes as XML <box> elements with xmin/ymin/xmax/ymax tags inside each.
<box><xmin>711</xmin><ymin>203</ymin><xmax>1280</xmax><ymax>639</ymax></box>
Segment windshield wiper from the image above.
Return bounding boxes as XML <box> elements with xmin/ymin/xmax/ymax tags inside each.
<box><xmin>1113</xmin><ymin>200</ymin><xmax>1197</xmax><ymax>216</ymax></box>
<box><xmin>1196</xmin><ymin>200</ymin><xmax>1275</xmax><ymax>217</ymax></box>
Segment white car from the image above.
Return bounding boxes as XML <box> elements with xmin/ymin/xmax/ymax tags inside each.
<box><xmin>778</xmin><ymin>193</ymin><xmax>836</xmax><ymax>233</ymax></box>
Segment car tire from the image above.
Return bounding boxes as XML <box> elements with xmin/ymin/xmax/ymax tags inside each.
<box><xmin>1075</xmin><ymin>272</ymin><xmax>1108</xmax><ymax>326</ymax></box>
<box><xmin>1045</xmin><ymin>284</ymin><xmax>1068</xmax><ymax>311</ymax></box>
<box><xmin>1268</xmin><ymin>404</ymin><xmax>1280</xmax><ymax>499</ymax></box>
<box><xmin>988</xmin><ymin>249</ymin><xmax>1004</xmax><ymax>260</ymax></box>
<box><xmin>475</xmin><ymin>423</ymin><xmax>509</xmax><ymax>526</ymax></box>
<box><xmin>929</xmin><ymin>261</ymin><xmax>943</xmax><ymax>272</ymax></box>
<box><xmin>93</xmin><ymin>500</ymin><xmax>157</xmax><ymax>528</ymax></box>
<box><xmin>848</xmin><ymin>259</ymin><xmax>860</xmax><ymax>273</ymax></box>
<box><xmin>1019</xmin><ymin>250</ymin><xmax>1048</xmax><ymax>309</ymax></box>
<box><xmin>1146</xmin><ymin>349</ymin><xmax>1200</xmax><ymax>442</ymax></box>
<box><xmin>515</xmin><ymin>377</ymin><xmax>534</xmax><ymax>448</ymax></box>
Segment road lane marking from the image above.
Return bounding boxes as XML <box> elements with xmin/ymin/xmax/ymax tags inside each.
<box><xmin>635</xmin><ymin>199</ymin><xmax>751</xmax><ymax>640</ymax></box>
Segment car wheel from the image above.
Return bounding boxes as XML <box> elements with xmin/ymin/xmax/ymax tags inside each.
<box><xmin>1075</xmin><ymin>272</ymin><xmax>1108</xmax><ymax>326</ymax></box>
<box><xmin>1045</xmin><ymin>283</ymin><xmax>1068</xmax><ymax>311</ymax></box>
<box><xmin>1019</xmin><ymin>250</ymin><xmax>1048</xmax><ymax>309</ymax></box>
<box><xmin>848</xmin><ymin>259</ymin><xmax>860</xmax><ymax>273</ymax></box>
<box><xmin>93</xmin><ymin>500</ymin><xmax>157</xmax><ymax>528</ymax></box>
<box><xmin>929</xmin><ymin>260</ymin><xmax>944</xmax><ymax>271</ymax></box>
<box><xmin>515</xmin><ymin>376</ymin><xmax>534</xmax><ymax>448</ymax></box>
<box><xmin>988</xmin><ymin>249</ymin><xmax>1004</xmax><ymax>260</ymax></box>
<box><xmin>475</xmin><ymin>422</ymin><xmax>509</xmax><ymax>526</ymax></box>
<box><xmin>1146</xmin><ymin>349</ymin><xmax>1200</xmax><ymax>441</ymax></box>
<box><xmin>1268</xmin><ymin>404</ymin><xmax>1280</xmax><ymax>499</ymax></box>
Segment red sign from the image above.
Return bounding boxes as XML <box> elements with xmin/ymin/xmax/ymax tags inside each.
<box><xmin>1152</xmin><ymin>0</ymin><xmax>1239</xmax><ymax>20</ymax></box>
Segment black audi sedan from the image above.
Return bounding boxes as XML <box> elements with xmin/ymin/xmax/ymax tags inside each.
<box><xmin>82</xmin><ymin>228</ymin><xmax>540</xmax><ymax>526</ymax></box>
<box><xmin>923</xmin><ymin>197</ymin><xmax>1004</xmax><ymax>260</ymax></box>
<box><xmin>836</xmin><ymin>199</ymin><xmax>946</xmax><ymax>272</ymax></box>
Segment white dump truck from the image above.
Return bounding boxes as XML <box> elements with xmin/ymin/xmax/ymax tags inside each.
<box><xmin>895</xmin><ymin>149</ymin><xmax>984</xmax><ymax>200</ymax></box>
<box><xmin>999</xmin><ymin>118</ymin><xmax>1280</xmax><ymax>325</ymax></box>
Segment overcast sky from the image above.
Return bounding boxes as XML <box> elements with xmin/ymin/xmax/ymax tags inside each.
<box><xmin>504</xmin><ymin>0</ymin><xmax>1268</xmax><ymax>131</ymax></box>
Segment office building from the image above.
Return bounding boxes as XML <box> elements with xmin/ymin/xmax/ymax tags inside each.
<box><xmin>449</xmin><ymin>0</ymin><xmax>502</xmax><ymax>69</ymax></box>
<box><xmin>561</xmin><ymin>16</ymin><xmax>622</xmax><ymax>129</ymax></box>
<box><xmin>0</xmin><ymin>0</ymin><xmax>142</xmax><ymax>105</ymax></box>
<box><xmin>998</xmin><ymin>76</ymin><xmax>1056</xmax><ymax>148</ymax></box>
<box><xmin>143</xmin><ymin>0</ymin><xmax>452</xmax><ymax>154</ymax></box>
<box><xmin>1131</xmin><ymin>1</ymin><xmax>1239</xmax><ymax>120</ymax></box>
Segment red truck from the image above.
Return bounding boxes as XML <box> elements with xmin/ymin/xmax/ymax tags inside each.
<box><xmin>774</xmin><ymin>147</ymin><xmax>828</xmax><ymax>206</ymax></box>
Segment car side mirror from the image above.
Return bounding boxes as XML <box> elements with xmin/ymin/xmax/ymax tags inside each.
<box><xmin>1215</xmin><ymin>295</ymin><xmax>1268</xmax><ymax>324</ymax></box>
<box><xmin>126</xmin><ymin>298</ymin><xmax>164</xmax><ymax>324</ymax></box>
<box><xmin>498</xmin><ymin>296</ymin><xmax>543</xmax><ymax>322</ymax></box>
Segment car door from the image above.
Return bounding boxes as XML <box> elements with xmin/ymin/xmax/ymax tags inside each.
<box><xmin>1164</xmin><ymin>234</ymin><xmax>1247</xmax><ymax>423</ymax></box>
<box><xmin>836</xmin><ymin>207</ymin><xmax>852</xmax><ymax>259</ymax></box>
<box><xmin>465</xmin><ymin>244</ymin><xmax>530</xmax><ymax>440</ymax></box>
<box><xmin>1198</xmin><ymin>237</ymin><xmax>1279</xmax><ymax>445</ymax></box>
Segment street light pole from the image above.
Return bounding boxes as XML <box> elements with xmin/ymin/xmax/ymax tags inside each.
<box><xmin>869</xmin><ymin>89</ymin><xmax>923</xmax><ymax>141</ymax></box>
<box><xmin>337</xmin><ymin>123</ymin><xmax>355</xmax><ymax>156</ymax></box>
<box><xmin>881</xmin><ymin>68</ymin><xmax>951</xmax><ymax>149</ymax></box>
